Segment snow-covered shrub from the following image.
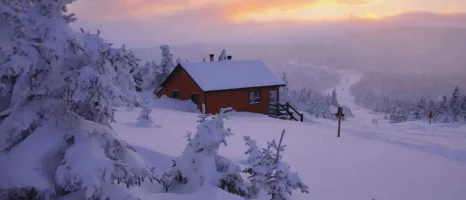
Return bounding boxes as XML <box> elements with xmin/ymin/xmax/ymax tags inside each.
<box><xmin>0</xmin><ymin>1</ymin><xmax>154</xmax><ymax>198</ymax></box>
<box><xmin>56</xmin><ymin>121</ymin><xmax>156</xmax><ymax>198</ymax></box>
<box><xmin>160</xmin><ymin>108</ymin><xmax>248</xmax><ymax>197</ymax></box>
<box><xmin>137</xmin><ymin>106</ymin><xmax>154</xmax><ymax>127</ymax></box>
<box><xmin>216</xmin><ymin>155</ymin><xmax>249</xmax><ymax>197</ymax></box>
<box><xmin>243</xmin><ymin>131</ymin><xmax>309</xmax><ymax>200</ymax></box>
<box><xmin>243</xmin><ymin>136</ymin><xmax>270</xmax><ymax>198</ymax></box>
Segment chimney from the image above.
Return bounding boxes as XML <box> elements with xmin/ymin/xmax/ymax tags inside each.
<box><xmin>227</xmin><ymin>55</ymin><xmax>232</xmax><ymax>60</ymax></box>
<box><xmin>209</xmin><ymin>54</ymin><xmax>214</xmax><ymax>62</ymax></box>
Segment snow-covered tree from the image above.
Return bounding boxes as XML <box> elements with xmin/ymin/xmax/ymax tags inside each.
<box><xmin>243</xmin><ymin>136</ymin><xmax>270</xmax><ymax>198</ymax></box>
<box><xmin>449</xmin><ymin>86</ymin><xmax>461</xmax><ymax>122</ymax></box>
<box><xmin>137</xmin><ymin>106</ymin><xmax>153</xmax><ymax>126</ymax></box>
<box><xmin>160</xmin><ymin>108</ymin><xmax>248</xmax><ymax>197</ymax></box>
<box><xmin>218</xmin><ymin>49</ymin><xmax>228</xmax><ymax>61</ymax></box>
<box><xmin>330</xmin><ymin>88</ymin><xmax>339</xmax><ymax>107</ymax></box>
<box><xmin>159</xmin><ymin>45</ymin><xmax>176</xmax><ymax>75</ymax></box>
<box><xmin>279</xmin><ymin>72</ymin><xmax>290</xmax><ymax>103</ymax></box>
<box><xmin>243</xmin><ymin>131</ymin><xmax>308</xmax><ymax>200</ymax></box>
<box><xmin>105</xmin><ymin>44</ymin><xmax>140</xmax><ymax>106</ymax></box>
<box><xmin>390</xmin><ymin>101</ymin><xmax>408</xmax><ymax>123</ymax></box>
<box><xmin>411</xmin><ymin>96</ymin><xmax>427</xmax><ymax>120</ymax></box>
<box><xmin>154</xmin><ymin>45</ymin><xmax>176</xmax><ymax>93</ymax></box>
<box><xmin>265</xmin><ymin>131</ymin><xmax>308</xmax><ymax>200</ymax></box>
<box><xmin>0</xmin><ymin>1</ymin><xmax>154</xmax><ymax>199</ymax></box>
<box><xmin>461</xmin><ymin>96</ymin><xmax>466</xmax><ymax>122</ymax></box>
<box><xmin>436</xmin><ymin>96</ymin><xmax>449</xmax><ymax>123</ymax></box>
<box><xmin>133</xmin><ymin>61</ymin><xmax>159</xmax><ymax>92</ymax></box>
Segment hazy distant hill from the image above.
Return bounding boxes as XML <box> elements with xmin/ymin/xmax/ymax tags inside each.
<box><xmin>132</xmin><ymin>25</ymin><xmax>466</xmax><ymax>96</ymax></box>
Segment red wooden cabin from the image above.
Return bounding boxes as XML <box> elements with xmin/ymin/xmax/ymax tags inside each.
<box><xmin>156</xmin><ymin>59</ymin><xmax>286</xmax><ymax>114</ymax></box>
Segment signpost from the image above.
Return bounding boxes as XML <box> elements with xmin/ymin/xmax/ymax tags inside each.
<box><xmin>335</xmin><ymin>107</ymin><xmax>345</xmax><ymax>137</ymax></box>
<box><xmin>428</xmin><ymin>112</ymin><xmax>433</xmax><ymax>124</ymax></box>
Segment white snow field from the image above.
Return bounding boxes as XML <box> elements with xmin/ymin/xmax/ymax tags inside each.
<box><xmin>111</xmin><ymin>70</ymin><xmax>466</xmax><ymax>200</ymax></box>
<box><xmin>114</xmin><ymin>108</ymin><xmax>466</xmax><ymax>200</ymax></box>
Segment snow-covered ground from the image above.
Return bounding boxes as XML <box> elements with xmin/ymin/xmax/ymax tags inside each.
<box><xmin>113</xmin><ymin>109</ymin><xmax>466</xmax><ymax>199</ymax></box>
<box><xmin>109</xmin><ymin>70</ymin><xmax>466</xmax><ymax>200</ymax></box>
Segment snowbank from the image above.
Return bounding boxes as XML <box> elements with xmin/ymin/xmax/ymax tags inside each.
<box><xmin>138</xmin><ymin>93</ymin><xmax>199</xmax><ymax>113</ymax></box>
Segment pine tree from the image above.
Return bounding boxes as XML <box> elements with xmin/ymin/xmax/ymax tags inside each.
<box><xmin>449</xmin><ymin>86</ymin><xmax>461</xmax><ymax>122</ymax></box>
<box><xmin>155</xmin><ymin>45</ymin><xmax>176</xmax><ymax>93</ymax></box>
<box><xmin>133</xmin><ymin>61</ymin><xmax>159</xmax><ymax>92</ymax></box>
<box><xmin>412</xmin><ymin>96</ymin><xmax>427</xmax><ymax>120</ymax></box>
<box><xmin>461</xmin><ymin>96</ymin><xmax>466</xmax><ymax>122</ymax></box>
<box><xmin>0</xmin><ymin>1</ymin><xmax>154</xmax><ymax>199</ymax></box>
<box><xmin>390</xmin><ymin>101</ymin><xmax>408</xmax><ymax>123</ymax></box>
<box><xmin>331</xmin><ymin>88</ymin><xmax>339</xmax><ymax>107</ymax></box>
<box><xmin>427</xmin><ymin>100</ymin><xmax>436</xmax><ymax>121</ymax></box>
<box><xmin>218</xmin><ymin>49</ymin><xmax>228</xmax><ymax>61</ymax></box>
<box><xmin>243</xmin><ymin>136</ymin><xmax>270</xmax><ymax>198</ymax></box>
<box><xmin>161</xmin><ymin>108</ymin><xmax>248</xmax><ymax>196</ymax></box>
<box><xmin>266</xmin><ymin>131</ymin><xmax>308</xmax><ymax>200</ymax></box>
<box><xmin>243</xmin><ymin>131</ymin><xmax>308</xmax><ymax>200</ymax></box>
<box><xmin>436</xmin><ymin>96</ymin><xmax>449</xmax><ymax>123</ymax></box>
<box><xmin>279</xmin><ymin>72</ymin><xmax>290</xmax><ymax>103</ymax></box>
<box><xmin>137</xmin><ymin>106</ymin><xmax>153</xmax><ymax>126</ymax></box>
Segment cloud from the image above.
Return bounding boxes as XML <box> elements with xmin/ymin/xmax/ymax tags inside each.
<box><xmin>69</xmin><ymin>0</ymin><xmax>376</xmax><ymax>21</ymax></box>
<box><xmin>70</xmin><ymin>9</ymin><xmax>466</xmax><ymax>48</ymax></box>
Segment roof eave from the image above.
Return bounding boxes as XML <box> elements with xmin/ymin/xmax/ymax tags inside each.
<box><xmin>204</xmin><ymin>84</ymin><xmax>286</xmax><ymax>93</ymax></box>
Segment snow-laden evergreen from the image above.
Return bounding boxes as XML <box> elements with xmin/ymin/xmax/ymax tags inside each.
<box><xmin>137</xmin><ymin>106</ymin><xmax>154</xmax><ymax>127</ymax></box>
<box><xmin>380</xmin><ymin>86</ymin><xmax>465</xmax><ymax>124</ymax></box>
<box><xmin>218</xmin><ymin>49</ymin><xmax>228</xmax><ymax>61</ymax></box>
<box><xmin>449</xmin><ymin>86</ymin><xmax>461</xmax><ymax>122</ymax></box>
<box><xmin>133</xmin><ymin>61</ymin><xmax>159</xmax><ymax>92</ymax></box>
<box><xmin>0</xmin><ymin>1</ymin><xmax>154</xmax><ymax>199</ymax></box>
<box><xmin>243</xmin><ymin>131</ymin><xmax>309</xmax><ymax>200</ymax></box>
<box><xmin>389</xmin><ymin>101</ymin><xmax>408</xmax><ymax>123</ymax></box>
<box><xmin>157</xmin><ymin>45</ymin><xmax>176</xmax><ymax>86</ymax></box>
<box><xmin>330</xmin><ymin>88</ymin><xmax>339</xmax><ymax>107</ymax></box>
<box><xmin>279</xmin><ymin>72</ymin><xmax>290</xmax><ymax>103</ymax></box>
<box><xmin>411</xmin><ymin>96</ymin><xmax>427</xmax><ymax>120</ymax></box>
<box><xmin>243</xmin><ymin>136</ymin><xmax>270</xmax><ymax>198</ymax></box>
<box><xmin>283</xmin><ymin>87</ymin><xmax>354</xmax><ymax>119</ymax></box>
<box><xmin>160</xmin><ymin>108</ymin><xmax>248</xmax><ymax>197</ymax></box>
<box><xmin>461</xmin><ymin>96</ymin><xmax>466</xmax><ymax>121</ymax></box>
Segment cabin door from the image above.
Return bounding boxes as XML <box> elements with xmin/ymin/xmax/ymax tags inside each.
<box><xmin>269</xmin><ymin>90</ymin><xmax>278</xmax><ymax>104</ymax></box>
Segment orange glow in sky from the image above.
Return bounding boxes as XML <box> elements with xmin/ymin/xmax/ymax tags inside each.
<box><xmin>69</xmin><ymin>0</ymin><xmax>466</xmax><ymax>22</ymax></box>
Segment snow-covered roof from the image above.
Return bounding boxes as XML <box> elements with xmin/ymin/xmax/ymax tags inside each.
<box><xmin>176</xmin><ymin>60</ymin><xmax>285</xmax><ymax>92</ymax></box>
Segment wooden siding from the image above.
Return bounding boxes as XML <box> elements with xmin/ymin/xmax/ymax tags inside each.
<box><xmin>205</xmin><ymin>86</ymin><xmax>280</xmax><ymax>114</ymax></box>
<box><xmin>156</xmin><ymin>67</ymin><xmax>205</xmax><ymax>111</ymax></box>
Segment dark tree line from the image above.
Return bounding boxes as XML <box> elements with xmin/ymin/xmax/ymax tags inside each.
<box><xmin>372</xmin><ymin>87</ymin><xmax>466</xmax><ymax>123</ymax></box>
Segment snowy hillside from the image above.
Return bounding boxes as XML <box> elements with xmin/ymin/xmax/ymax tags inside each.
<box><xmin>113</xmin><ymin>104</ymin><xmax>466</xmax><ymax>200</ymax></box>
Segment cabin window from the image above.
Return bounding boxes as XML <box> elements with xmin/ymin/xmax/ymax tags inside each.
<box><xmin>191</xmin><ymin>93</ymin><xmax>199</xmax><ymax>105</ymax></box>
<box><xmin>172</xmin><ymin>90</ymin><xmax>180</xmax><ymax>99</ymax></box>
<box><xmin>249</xmin><ymin>91</ymin><xmax>261</xmax><ymax>104</ymax></box>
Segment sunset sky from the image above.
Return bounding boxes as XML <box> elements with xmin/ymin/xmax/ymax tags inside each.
<box><xmin>68</xmin><ymin>0</ymin><xmax>466</xmax><ymax>47</ymax></box>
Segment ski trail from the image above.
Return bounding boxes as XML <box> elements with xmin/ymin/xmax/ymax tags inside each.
<box><xmin>325</xmin><ymin>68</ymin><xmax>466</xmax><ymax>163</ymax></box>
<box><xmin>326</xmin><ymin>69</ymin><xmax>375</xmax><ymax>124</ymax></box>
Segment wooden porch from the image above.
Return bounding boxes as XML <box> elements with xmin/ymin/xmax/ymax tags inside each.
<box><xmin>268</xmin><ymin>102</ymin><xmax>304</xmax><ymax>122</ymax></box>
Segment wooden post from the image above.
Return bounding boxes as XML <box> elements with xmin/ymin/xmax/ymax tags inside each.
<box><xmin>286</xmin><ymin>102</ymin><xmax>290</xmax><ymax>112</ymax></box>
<box><xmin>276</xmin><ymin>103</ymin><xmax>280</xmax><ymax>116</ymax></box>
<box><xmin>335</xmin><ymin>107</ymin><xmax>345</xmax><ymax>137</ymax></box>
